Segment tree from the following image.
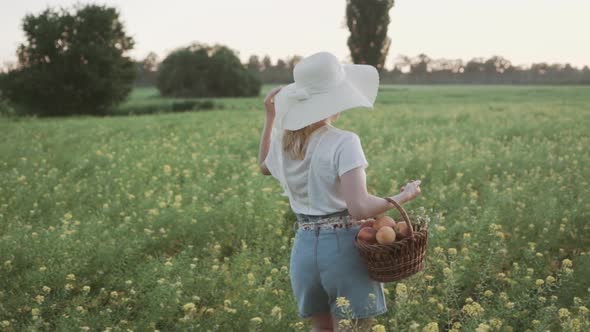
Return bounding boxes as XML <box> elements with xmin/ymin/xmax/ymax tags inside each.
<box><xmin>465</xmin><ymin>58</ymin><xmax>486</xmax><ymax>73</ymax></box>
<box><xmin>346</xmin><ymin>0</ymin><xmax>395</xmax><ymax>71</ymax></box>
<box><xmin>275</xmin><ymin>59</ymin><xmax>287</xmax><ymax>71</ymax></box>
<box><xmin>0</xmin><ymin>5</ymin><xmax>136</xmax><ymax>116</ymax></box>
<box><xmin>156</xmin><ymin>43</ymin><xmax>261</xmax><ymax>98</ymax></box>
<box><xmin>135</xmin><ymin>52</ymin><xmax>159</xmax><ymax>86</ymax></box>
<box><xmin>410</xmin><ymin>54</ymin><xmax>431</xmax><ymax>75</ymax></box>
<box><xmin>143</xmin><ymin>52</ymin><xmax>159</xmax><ymax>73</ymax></box>
<box><xmin>394</xmin><ymin>55</ymin><xmax>412</xmax><ymax>73</ymax></box>
<box><xmin>484</xmin><ymin>56</ymin><xmax>512</xmax><ymax>74</ymax></box>
<box><xmin>247</xmin><ymin>55</ymin><xmax>261</xmax><ymax>72</ymax></box>
<box><xmin>262</xmin><ymin>55</ymin><xmax>273</xmax><ymax>71</ymax></box>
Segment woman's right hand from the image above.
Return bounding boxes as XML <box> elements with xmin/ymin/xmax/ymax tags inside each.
<box><xmin>263</xmin><ymin>85</ymin><xmax>283</xmax><ymax>119</ymax></box>
<box><xmin>400</xmin><ymin>180</ymin><xmax>422</xmax><ymax>203</ymax></box>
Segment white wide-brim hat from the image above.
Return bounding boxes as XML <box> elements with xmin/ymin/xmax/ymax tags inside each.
<box><xmin>273</xmin><ymin>51</ymin><xmax>379</xmax><ymax>131</ymax></box>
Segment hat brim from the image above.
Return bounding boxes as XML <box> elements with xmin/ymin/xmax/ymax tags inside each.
<box><xmin>273</xmin><ymin>64</ymin><xmax>379</xmax><ymax>131</ymax></box>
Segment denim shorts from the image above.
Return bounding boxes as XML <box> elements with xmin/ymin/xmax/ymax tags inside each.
<box><xmin>289</xmin><ymin>209</ymin><xmax>387</xmax><ymax>319</ymax></box>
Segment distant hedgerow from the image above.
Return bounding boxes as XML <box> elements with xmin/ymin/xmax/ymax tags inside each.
<box><xmin>157</xmin><ymin>43</ymin><xmax>261</xmax><ymax>98</ymax></box>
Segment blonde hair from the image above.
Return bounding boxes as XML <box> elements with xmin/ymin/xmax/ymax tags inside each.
<box><xmin>282</xmin><ymin>124</ymin><xmax>318</xmax><ymax>160</ymax></box>
<box><xmin>283</xmin><ymin>113</ymin><xmax>339</xmax><ymax>160</ymax></box>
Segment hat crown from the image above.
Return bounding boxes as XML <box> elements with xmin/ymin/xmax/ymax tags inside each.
<box><xmin>293</xmin><ymin>52</ymin><xmax>344</xmax><ymax>91</ymax></box>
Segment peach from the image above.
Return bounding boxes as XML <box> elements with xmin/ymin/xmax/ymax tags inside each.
<box><xmin>358</xmin><ymin>227</ymin><xmax>377</xmax><ymax>244</ymax></box>
<box><xmin>394</xmin><ymin>222</ymin><xmax>412</xmax><ymax>239</ymax></box>
<box><xmin>360</xmin><ymin>220</ymin><xmax>374</xmax><ymax>229</ymax></box>
<box><xmin>373</xmin><ymin>215</ymin><xmax>396</xmax><ymax>230</ymax></box>
<box><xmin>376</xmin><ymin>226</ymin><xmax>396</xmax><ymax>245</ymax></box>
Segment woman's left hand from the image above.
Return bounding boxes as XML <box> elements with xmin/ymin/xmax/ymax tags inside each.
<box><xmin>264</xmin><ymin>85</ymin><xmax>283</xmax><ymax>118</ymax></box>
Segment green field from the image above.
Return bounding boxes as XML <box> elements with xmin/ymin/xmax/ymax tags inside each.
<box><xmin>1</xmin><ymin>86</ymin><xmax>589</xmax><ymax>331</ymax></box>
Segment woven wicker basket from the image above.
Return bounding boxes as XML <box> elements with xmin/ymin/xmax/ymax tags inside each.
<box><xmin>354</xmin><ymin>197</ymin><xmax>429</xmax><ymax>282</ymax></box>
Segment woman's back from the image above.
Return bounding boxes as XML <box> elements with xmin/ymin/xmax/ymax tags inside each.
<box><xmin>265</xmin><ymin>123</ymin><xmax>368</xmax><ymax>215</ymax></box>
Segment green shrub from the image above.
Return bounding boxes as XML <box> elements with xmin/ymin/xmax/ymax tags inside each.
<box><xmin>171</xmin><ymin>101</ymin><xmax>198</xmax><ymax>112</ymax></box>
<box><xmin>0</xmin><ymin>75</ymin><xmax>15</xmax><ymax>117</ymax></box>
<box><xmin>0</xmin><ymin>99</ymin><xmax>15</xmax><ymax>117</ymax></box>
<box><xmin>113</xmin><ymin>99</ymin><xmax>220</xmax><ymax>116</ymax></box>
<box><xmin>156</xmin><ymin>43</ymin><xmax>261</xmax><ymax>98</ymax></box>
<box><xmin>0</xmin><ymin>5</ymin><xmax>136</xmax><ymax>117</ymax></box>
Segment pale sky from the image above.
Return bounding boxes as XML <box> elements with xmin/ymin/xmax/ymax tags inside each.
<box><xmin>1</xmin><ymin>0</ymin><xmax>589</xmax><ymax>69</ymax></box>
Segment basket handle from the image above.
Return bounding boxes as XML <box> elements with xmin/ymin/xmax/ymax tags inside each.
<box><xmin>383</xmin><ymin>197</ymin><xmax>414</xmax><ymax>237</ymax></box>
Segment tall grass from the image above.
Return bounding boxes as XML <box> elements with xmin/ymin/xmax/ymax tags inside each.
<box><xmin>0</xmin><ymin>86</ymin><xmax>589</xmax><ymax>331</ymax></box>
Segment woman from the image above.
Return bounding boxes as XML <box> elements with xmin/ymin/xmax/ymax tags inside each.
<box><xmin>257</xmin><ymin>52</ymin><xmax>422</xmax><ymax>332</ymax></box>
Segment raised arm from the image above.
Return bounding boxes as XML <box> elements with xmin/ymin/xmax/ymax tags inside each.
<box><xmin>341</xmin><ymin>167</ymin><xmax>421</xmax><ymax>220</ymax></box>
<box><xmin>258</xmin><ymin>115</ymin><xmax>274</xmax><ymax>176</ymax></box>
<box><xmin>258</xmin><ymin>86</ymin><xmax>283</xmax><ymax>175</ymax></box>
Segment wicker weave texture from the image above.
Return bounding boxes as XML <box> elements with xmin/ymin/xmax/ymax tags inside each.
<box><xmin>353</xmin><ymin>198</ymin><xmax>429</xmax><ymax>282</ymax></box>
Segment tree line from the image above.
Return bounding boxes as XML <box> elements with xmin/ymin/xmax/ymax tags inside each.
<box><xmin>2</xmin><ymin>1</ymin><xmax>589</xmax><ymax>118</ymax></box>
<box><xmin>385</xmin><ymin>54</ymin><xmax>590</xmax><ymax>85</ymax></box>
<box><xmin>134</xmin><ymin>52</ymin><xmax>590</xmax><ymax>86</ymax></box>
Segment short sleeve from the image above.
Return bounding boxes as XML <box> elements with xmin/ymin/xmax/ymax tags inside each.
<box><xmin>264</xmin><ymin>127</ymin><xmax>281</xmax><ymax>176</ymax></box>
<box><xmin>336</xmin><ymin>133</ymin><xmax>369</xmax><ymax>177</ymax></box>
<box><xmin>264</xmin><ymin>129</ymin><xmax>289</xmax><ymax>197</ymax></box>
<box><xmin>264</xmin><ymin>143</ymin><xmax>277</xmax><ymax>177</ymax></box>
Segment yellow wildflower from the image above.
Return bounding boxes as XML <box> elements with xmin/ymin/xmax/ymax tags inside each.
<box><xmin>336</xmin><ymin>297</ymin><xmax>350</xmax><ymax>308</ymax></box>
<box><xmin>247</xmin><ymin>273</ymin><xmax>255</xmax><ymax>286</ymax></box>
<box><xmin>271</xmin><ymin>306</ymin><xmax>282</xmax><ymax>320</ymax></box>
<box><xmin>499</xmin><ymin>292</ymin><xmax>508</xmax><ymax>301</ymax></box>
<box><xmin>183</xmin><ymin>303</ymin><xmax>196</xmax><ymax>312</ymax></box>
<box><xmin>372</xmin><ymin>325</ymin><xmax>386</xmax><ymax>332</ymax></box>
<box><xmin>396</xmin><ymin>283</ymin><xmax>408</xmax><ymax>299</ymax></box>
<box><xmin>490</xmin><ymin>318</ymin><xmax>502</xmax><ymax>329</ymax></box>
<box><xmin>475</xmin><ymin>323</ymin><xmax>491</xmax><ymax>332</ymax></box>
<box><xmin>461</xmin><ymin>302</ymin><xmax>484</xmax><ymax>317</ymax></box>
<box><xmin>558</xmin><ymin>308</ymin><xmax>570</xmax><ymax>319</ymax></box>
<box><xmin>338</xmin><ymin>319</ymin><xmax>352</xmax><ymax>328</ymax></box>
<box><xmin>422</xmin><ymin>322</ymin><xmax>439</xmax><ymax>332</ymax></box>
<box><xmin>250</xmin><ymin>317</ymin><xmax>263</xmax><ymax>324</ymax></box>
<box><xmin>443</xmin><ymin>267</ymin><xmax>452</xmax><ymax>277</ymax></box>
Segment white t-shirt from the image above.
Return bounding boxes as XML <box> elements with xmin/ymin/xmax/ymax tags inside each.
<box><xmin>264</xmin><ymin>123</ymin><xmax>368</xmax><ymax>215</ymax></box>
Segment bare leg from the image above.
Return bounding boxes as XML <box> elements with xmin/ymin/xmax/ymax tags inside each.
<box><xmin>309</xmin><ymin>312</ymin><xmax>334</xmax><ymax>332</ymax></box>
